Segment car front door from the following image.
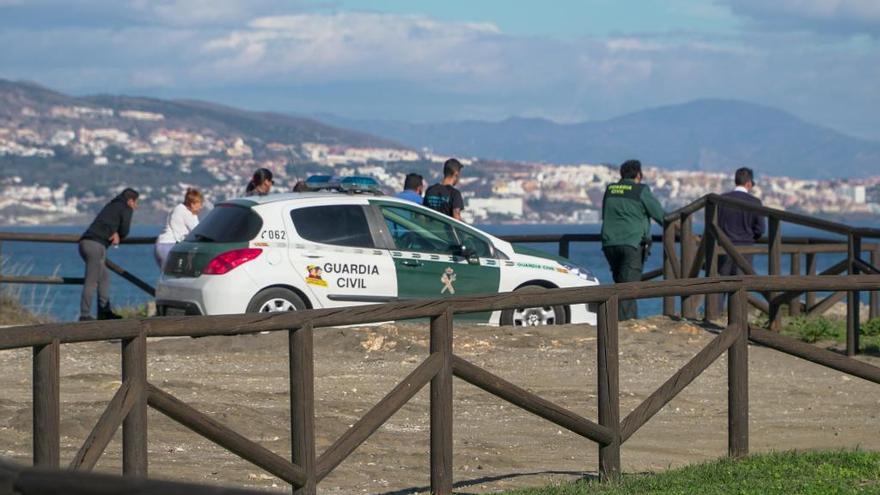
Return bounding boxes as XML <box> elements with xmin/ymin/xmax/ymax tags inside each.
<box><xmin>373</xmin><ymin>202</ymin><xmax>501</xmax><ymax>306</ymax></box>
<box><xmin>286</xmin><ymin>203</ymin><xmax>397</xmax><ymax>308</ymax></box>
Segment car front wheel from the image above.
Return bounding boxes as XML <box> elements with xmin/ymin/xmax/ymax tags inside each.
<box><xmin>246</xmin><ymin>288</ymin><xmax>307</xmax><ymax>314</ymax></box>
<box><xmin>500</xmin><ymin>285</ymin><xmax>567</xmax><ymax>326</ymax></box>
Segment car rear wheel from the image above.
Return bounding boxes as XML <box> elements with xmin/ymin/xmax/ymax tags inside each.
<box><xmin>246</xmin><ymin>288</ymin><xmax>307</xmax><ymax>314</ymax></box>
<box><xmin>500</xmin><ymin>285</ymin><xmax>567</xmax><ymax>327</ymax></box>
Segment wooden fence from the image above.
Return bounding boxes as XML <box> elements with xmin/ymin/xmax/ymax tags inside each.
<box><xmin>3</xmin><ymin>214</ymin><xmax>878</xmax><ymax>322</ymax></box>
<box><xmin>1</xmin><ymin>274</ymin><xmax>880</xmax><ymax>494</ymax></box>
<box><xmin>661</xmin><ymin>194</ymin><xmax>880</xmax><ymax>356</ymax></box>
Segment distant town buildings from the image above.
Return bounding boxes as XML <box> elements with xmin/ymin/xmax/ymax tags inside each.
<box><xmin>1</xmin><ymin>103</ymin><xmax>879</xmax><ymax>225</ymax></box>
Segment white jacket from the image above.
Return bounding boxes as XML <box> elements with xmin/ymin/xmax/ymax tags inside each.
<box><xmin>157</xmin><ymin>204</ymin><xmax>199</xmax><ymax>244</ymax></box>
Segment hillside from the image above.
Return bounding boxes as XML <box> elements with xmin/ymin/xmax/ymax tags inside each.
<box><xmin>0</xmin><ymin>79</ymin><xmax>395</xmax><ymax>148</ymax></box>
<box><xmin>0</xmin><ymin>79</ymin><xmax>402</xmax><ymax>223</ymax></box>
<box><xmin>318</xmin><ymin>99</ymin><xmax>880</xmax><ymax>178</ymax></box>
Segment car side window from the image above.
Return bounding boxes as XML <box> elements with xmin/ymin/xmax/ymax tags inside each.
<box><xmin>380</xmin><ymin>205</ymin><xmax>458</xmax><ymax>254</ymax></box>
<box><xmin>455</xmin><ymin>227</ymin><xmax>493</xmax><ymax>258</ymax></box>
<box><xmin>291</xmin><ymin>205</ymin><xmax>375</xmax><ymax>248</ymax></box>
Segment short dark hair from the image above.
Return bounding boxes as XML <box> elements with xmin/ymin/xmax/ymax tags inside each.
<box><xmin>443</xmin><ymin>158</ymin><xmax>463</xmax><ymax>178</ymax></box>
<box><xmin>121</xmin><ymin>188</ymin><xmax>139</xmax><ymax>202</ymax></box>
<box><xmin>403</xmin><ymin>173</ymin><xmax>423</xmax><ymax>191</ymax></box>
<box><xmin>734</xmin><ymin>167</ymin><xmax>754</xmax><ymax>186</ymax></box>
<box><xmin>619</xmin><ymin>160</ymin><xmax>642</xmax><ymax>180</ymax></box>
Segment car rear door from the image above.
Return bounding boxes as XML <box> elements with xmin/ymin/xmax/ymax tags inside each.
<box><xmin>285</xmin><ymin>202</ymin><xmax>397</xmax><ymax>308</ymax></box>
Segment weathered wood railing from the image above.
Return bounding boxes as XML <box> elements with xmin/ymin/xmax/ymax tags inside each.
<box><xmin>3</xmin><ymin>219</ymin><xmax>877</xmax><ymax>314</ymax></box>
<box><xmin>1</xmin><ymin>275</ymin><xmax>880</xmax><ymax>494</ymax></box>
<box><xmin>0</xmin><ymin>232</ymin><xmax>157</xmax><ymax>297</ymax></box>
<box><xmin>661</xmin><ymin>194</ymin><xmax>880</xmax><ymax>355</ymax></box>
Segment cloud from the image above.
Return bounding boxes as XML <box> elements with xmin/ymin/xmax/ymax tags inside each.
<box><xmin>0</xmin><ymin>3</ymin><xmax>878</xmax><ymax>139</ymax></box>
<box><xmin>722</xmin><ymin>0</ymin><xmax>880</xmax><ymax>35</ymax></box>
<box><xmin>0</xmin><ymin>0</ymin><xmax>309</xmax><ymax>27</ymax></box>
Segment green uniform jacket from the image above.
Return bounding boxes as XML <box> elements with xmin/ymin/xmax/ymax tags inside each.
<box><xmin>601</xmin><ymin>179</ymin><xmax>666</xmax><ymax>248</ymax></box>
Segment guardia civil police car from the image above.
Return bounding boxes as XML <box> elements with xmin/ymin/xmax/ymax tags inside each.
<box><xmin>156</xmin><ymin>177</ymin><xmax>600</xmax><ymax>326</ymax></box>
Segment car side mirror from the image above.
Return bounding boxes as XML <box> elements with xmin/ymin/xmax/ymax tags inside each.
<box><xmin>451</xmin><ymin>245</ymin><xmax>481</xmax><ymax>265</ymax></box>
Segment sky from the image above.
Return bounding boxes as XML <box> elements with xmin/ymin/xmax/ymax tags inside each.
<box><xmin>1</xmin><ymin>0</ymin><xmax>879</xmax><ymax>140</ymax></box>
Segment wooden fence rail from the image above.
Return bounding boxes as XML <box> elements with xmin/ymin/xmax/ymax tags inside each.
<box><xmin>661</xmin><ymin>194</ymin><xmax>880</xmax><ymax>354</ymax></box>
<box><xmin>2</xmin><ymin>275</ymin><xmax>880</xmax><ymax>494</ymax></box>
<box><xmin>5</xmin><ymin>224</ymin><xmax>878</xmax><ymax>303</ymax></box>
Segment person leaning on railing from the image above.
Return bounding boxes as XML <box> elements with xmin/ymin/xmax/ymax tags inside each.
<box><xmin>155</xmin><ymin>188</ymin><xmax>204</xmax><ymax>269</ymax></box>
<box><xmin>718</xmin><ymin>167</ymin><xmax>765</xmax><ymax>275</ymax></box>
<box><xmin>601</xmin><ymin>160</ymin><xmax>666</xmax><ymax>321</ymax></box>
<box><xmin>78</xmin><ymin>188</ymin><xmax>139</xmax><ymax>321</ymax></box>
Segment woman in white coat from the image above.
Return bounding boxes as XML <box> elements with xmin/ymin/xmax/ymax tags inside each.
<box><xmin>155</xmin><ymin>188</ymin><xmax>203</xmax><ymax>268</ymax></box>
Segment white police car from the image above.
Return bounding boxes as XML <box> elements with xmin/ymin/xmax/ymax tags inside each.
<box><xmin>156</xmin><ymin>177</ymin><xmax>600</xmax><ymax>326</ymax></box>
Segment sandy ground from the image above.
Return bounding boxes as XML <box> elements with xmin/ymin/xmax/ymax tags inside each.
<box><xmin>1</xmin><ymin>316</ymin><xmax>879</xmax><ymax>494</ymax></box>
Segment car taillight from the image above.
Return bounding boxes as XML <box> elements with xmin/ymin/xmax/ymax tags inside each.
<box><xmin>203</xmin><ymin>248</ymin><xmax>262</xmax><ymax>275</ymax></box>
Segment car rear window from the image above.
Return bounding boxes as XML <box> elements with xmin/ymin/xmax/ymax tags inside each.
<box><xmin>291</xmin><ymin>205</ymin><xmax>375</xmax><ymax>248</ymax></box>
<box><xmin>185</xmin><ymin>204</ymin><xmax>263</xmax><ymax>243</ymax></box>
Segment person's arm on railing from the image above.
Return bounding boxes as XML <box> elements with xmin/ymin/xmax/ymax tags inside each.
<box><xmin>752</xmin><ymin>198</ymin><xmax>766</xmax><ymax>242</ymax></box>
<box><xmin>640</xmin><ymin>186</ymin><xmax>667</xmax><ymax>225</ymax></box>
<box><xmin>117</xmin><ymin>204</ymin><xmax>133</xmax><ymax>240</ymax></box>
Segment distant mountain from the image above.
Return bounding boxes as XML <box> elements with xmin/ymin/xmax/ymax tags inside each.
<box><xmin>0</xmin><ymin>79</ymin><xmax>397</xmax><ymax>149</ymax></box>
<box><xmin>317</xmin><ymin>99</ymin><xmax>880</xmax><ymax>178</ymax></box>
<box><xmin>0</xmin><ymin>79</ymin><xmax>402</xmax><ymax>223</ymax></box>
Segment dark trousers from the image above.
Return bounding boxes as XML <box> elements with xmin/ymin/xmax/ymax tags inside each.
<box><xmin>78</xmin><ymin>239</ymin><xmax>110</xmax><ymax>317</ymax></box>
<box><xmin>602</xmin><ymin>245</ymin><xmax>643</xmax><ymax>321</ymax></box>
<box><xmin>719</xmin><ymin>253</ymin><xmax>754</xmax><ymax>276</ymax></box>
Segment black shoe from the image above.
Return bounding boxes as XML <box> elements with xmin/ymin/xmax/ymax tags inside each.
<box><xmin>98</xmin><ymin>311</ymin><xmax>123</xmax><ymax>320</ymax></box>
<box><xmin>98</xmin><ymin>306</ymin><xmax>123</xmax><ymax>320</ymax></box>
<box><xmin>78</xmin><ymin>315</ymin><xmax>96</xmax><ymax>322</ymax></box>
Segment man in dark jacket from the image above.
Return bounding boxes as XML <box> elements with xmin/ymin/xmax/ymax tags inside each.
<box><xmin>601</xmin><ymin>160</ymin><xmax>666</xmax><ymax>320</ymax></box>
<box><xmin>78</xmin><ymin>188</ymin><xmax>139</xmax><ymax>321</ymax></box>
<box><xmin>718</xmin><ymin>167</ymin><xmax>765</xmax><ymax>275</ymax></box>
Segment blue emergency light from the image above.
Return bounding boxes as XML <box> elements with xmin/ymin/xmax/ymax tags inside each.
<box><xmin>304</xmin><ymin>175</ymin><xmax>336</xmax><ymax>191</ymax></box>
<box><xmin>303</xmin><ymin>175</ymin><xmax>382</xmax><ymax>194</ymax></box>
<box><xmin>339</xmin><ymin>176</ymin><xmax>381</xmax><ymax>193</ymax></box>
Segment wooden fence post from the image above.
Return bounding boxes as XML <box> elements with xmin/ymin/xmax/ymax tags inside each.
<box><xmin>704</xmin><ymin>201</ymin><xmax>721</xmax><ymax>322</ymax></box>
<box><xmin>663</xmin><ymin>219</ymin><xmax>677</xmax><ymax>317</ymax></box>
<box><xmin>430</xmin><ymin>310</ymin><xmax>454</xmax><ymax>495</ymax></box>
<box><xmin>597</xmin><ymin>297</ymin><xmax>620</xmax><ymax>480</ymax></box>
<box><xmin>871</xmin><ymin>247</ymin><xmax>879</xmax><ymax>321</ymax></box>
<box><xmin>681</xmin><ymin>214</ymin><xmax>698</xmax><ymax>319</ymax></box>
<box><xmin>33</xmin><ymin>339</ymin><xmax>60</xmax><ymax>468</ymax></box>
<box><xmin>727</xmin><ymin>289</ymin><xmax>748</xmax><ymax>458</ymax></box>
<box><xmin>767</xmin><ymin>217</ymin><xmax>782</xmax><ymax>331</ymax></box>
<box><xmin>805</xmin><ymin>253</ymin><xmax>817</xmax><ymax>311</ymax></box>
<box><xmin>789</xmin><ymin>253</ymin><xmax>802</xmax><ymax>317</ymax></box>
<box><xmin>121</xmin><ymin>333</ymin><xmax>147</xmax><ymax>476</ymax></box>
<box><xmin>847</xmin><ymin>235</ymin><xmax>861</xmax><ymax>357</ymax></box>
<box><xmin>290</xmin><ymin>324</ymin><xmax>316</xmax><ymax>495</ymax></box>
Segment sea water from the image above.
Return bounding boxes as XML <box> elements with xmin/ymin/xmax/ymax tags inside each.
<box><xmin>0</xmin><ymin>223</ymin><xmax>859</xmax><ymax>322</ymax></box>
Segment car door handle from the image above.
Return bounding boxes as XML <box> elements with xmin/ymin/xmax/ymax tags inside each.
<box><xmin>401</xmin><ymin>259</ymin><xmax>423</xmax><ymax>267</ymax></box>
<box><xmin>304</xmin><ymin>254</ymin><xmax>323</xmax><ymax>259</ymax></box>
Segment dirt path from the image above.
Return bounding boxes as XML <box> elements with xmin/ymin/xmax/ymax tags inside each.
<box><xmin>1</xmin><ymin>317</ymin><xmax>879</xmax><ymax>493</ymax></box>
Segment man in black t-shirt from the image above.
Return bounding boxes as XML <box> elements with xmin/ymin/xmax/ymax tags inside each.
<box><xmin>423</xmin><ymin>158</ymin><xmax>464</xmax><ymax>220</ymax></box>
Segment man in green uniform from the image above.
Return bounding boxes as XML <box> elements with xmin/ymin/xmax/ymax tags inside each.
<box><xmin>601</xmin><ymin>160</ymin><xmax>666</xmax><ymax>320</ymax></box>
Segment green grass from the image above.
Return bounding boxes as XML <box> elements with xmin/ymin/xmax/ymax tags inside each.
<box><xmin>504</xmin><ymin>450</ymin><xmax>880</xmax><ymax>495</ymax></box>
<box><xmin>114</xmin><ymin>303</ymin><xmax>155</xmax><ymax>319</ymax></box>
<box><xmin>778</xmin><ymin>316</ymin><xmax>880</xmax><ymax>354</ymax></box>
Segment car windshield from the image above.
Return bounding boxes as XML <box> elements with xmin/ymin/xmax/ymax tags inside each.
<box><xmin>185</xmin><ymin>204</ymin><xmax>263</xmax><ymax>243</ymax></box>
